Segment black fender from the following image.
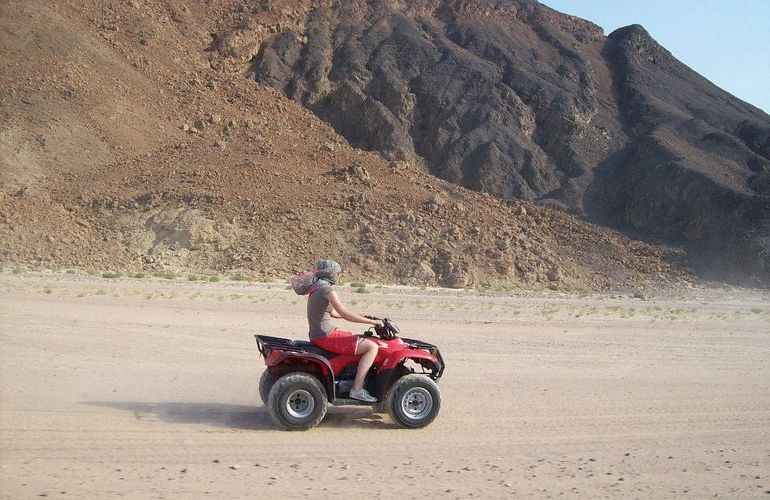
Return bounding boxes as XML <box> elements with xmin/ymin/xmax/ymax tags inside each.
<box><xmin>270</xmin><ymin>352</ymin><xmax>336</xmax><ymax>400</ymax></box>
<box><xmin>373</xmin><ymin>367</ymin><xmax>401</xmax><ymax>401</ymax></box>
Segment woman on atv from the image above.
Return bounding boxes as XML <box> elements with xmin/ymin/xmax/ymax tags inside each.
<box><xmin>303</xmin><ymin>259</ymin><xmax>383</xmax><ymax>403</ymax></box>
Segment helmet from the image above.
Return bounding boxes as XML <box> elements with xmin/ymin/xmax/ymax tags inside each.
<box><xmin>315</xmin><ymin>259</ymin><xmax>342</xmax><ymax>284</ymax></box>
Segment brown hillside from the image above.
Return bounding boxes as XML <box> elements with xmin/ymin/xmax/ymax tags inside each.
<box><xmin>0</xmin><ymin>0</ymin><xmax>687</xmax><ymax>290</ymax></box>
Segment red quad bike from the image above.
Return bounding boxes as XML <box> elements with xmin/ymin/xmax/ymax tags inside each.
<box><xmin>255</xmin><ymin>317</ymin><xmax>445</xmax><ymax>430</ymax></box>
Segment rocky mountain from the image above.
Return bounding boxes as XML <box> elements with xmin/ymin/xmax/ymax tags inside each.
<box><xmin>0</xmin><ymin>0</ymin><xmax>722</xmax><ymax>291</ymax></box>
<box><xmin>246</xmin><ymin>0</ymin><xmax>770</xmax><ymax>285</ymax></box>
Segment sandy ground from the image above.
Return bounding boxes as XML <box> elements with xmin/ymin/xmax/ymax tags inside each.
<box><xmin>1</xmin><ymin>272</ymin><xmax>769</xmax><ymax>499</ymax></box>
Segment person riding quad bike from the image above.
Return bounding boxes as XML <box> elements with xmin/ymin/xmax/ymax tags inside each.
<box><xmin>255</xmin><ymin>259</ymin><xmax>445</xmax><ymax>430</ymax></box>
<box><xmin>300</xmin><ymin>259</ymin><xmax>382</xmax><ymax>403</ymax></box>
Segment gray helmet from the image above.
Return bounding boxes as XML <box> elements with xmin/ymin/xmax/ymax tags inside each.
<box><xmin>315</xmin><ymin>259</ymin><xmax>342</xmax><ymax>284</ymax></box>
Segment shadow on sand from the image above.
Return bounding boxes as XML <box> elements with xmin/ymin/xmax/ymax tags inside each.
<box><xmin>82</xmin><ymin>401</ymin><xmax>397</xmax><ymax>430</ymax></box>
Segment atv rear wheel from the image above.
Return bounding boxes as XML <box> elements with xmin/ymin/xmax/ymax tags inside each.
<box><xmin>259</xmin><ymin>370</ymin><xmax>277</xmax><ymax>405</ymax></box>
<box><xmin>267</xmin><ymin>372</ymin><xmax>328</xmax><ymax>430</ymax></box>
<box><xmin>385</xmin><ymin>374</ymin><xmax>441</xmax><ymax>428</ymax></box>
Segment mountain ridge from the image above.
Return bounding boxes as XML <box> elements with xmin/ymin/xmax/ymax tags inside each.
<box><xmin>245</xmin><ymin>0</ymin><xmax>769</xmax><ymax>284</ymax></box>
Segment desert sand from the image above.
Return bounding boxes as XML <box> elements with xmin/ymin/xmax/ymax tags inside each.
<box><xmin>1</xmin><ymin>272</ymin><xmax>769</xmax><ymax>499</ymax></box>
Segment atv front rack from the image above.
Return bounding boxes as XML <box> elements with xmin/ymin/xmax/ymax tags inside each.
<box><xmin>401</xmin><ymin>337</ymin><xmax>435</xmax><ymax>350</ymax></box>
<box><xmin>402</xmin><ymin>337</ymin><xmax>446</xmax><ymax>379</ymax></box>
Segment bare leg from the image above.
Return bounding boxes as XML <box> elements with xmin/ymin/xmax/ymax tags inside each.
<box><xmin>352</xmin><ymin>338</ymin><xmax>378</xmax><ymax>392</ymax></box>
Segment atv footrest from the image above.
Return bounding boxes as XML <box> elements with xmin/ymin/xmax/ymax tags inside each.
<box><xmin>331</xmin><ymin>398</ymin><xmax>375</xmax><ymax>407</ymax></box>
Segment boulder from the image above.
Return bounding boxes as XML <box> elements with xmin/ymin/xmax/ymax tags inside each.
<box><xmin>330</xmin><ymin>162</ymin><xmax>373</xmax><ymax>186</ymax></box>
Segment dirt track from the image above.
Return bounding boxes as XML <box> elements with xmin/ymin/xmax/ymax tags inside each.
<box><xmin>1</xmin><ymin>273</ymin><xmax>769</xmax><ymax>499</ymax></box>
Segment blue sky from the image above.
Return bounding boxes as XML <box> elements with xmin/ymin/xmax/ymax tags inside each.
<box><xmin>540</xmin><ymin>0</ymin><xmax>770</xmax><ymax>114</ymax></box>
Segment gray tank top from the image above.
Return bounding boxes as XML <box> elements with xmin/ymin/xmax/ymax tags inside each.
<box><xmin>307</xmin><ymin>283</ymin><xmax>335</xmax><ymax>339</ymax></box>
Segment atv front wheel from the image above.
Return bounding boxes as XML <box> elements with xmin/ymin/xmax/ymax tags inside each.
<box><xmin>258</xmin><ymin>370</ymin><xmax>277</xmax><ymax>406</ymax></box>
<box><xmin>385</xmin><ymin>374</ymin><xmax>441</xmax><ymax>428</ymax></box>
<box><xmin>267</xmin><ymin>372</ymin><xmax>328</xmax><ymax>430</ymax></box>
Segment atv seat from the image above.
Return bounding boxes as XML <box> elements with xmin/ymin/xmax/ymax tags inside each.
<box><xmin>292</xmin><ymin>340</ymin><xmax>339</xmax><ymax>360</ymax></box>
<box><xmin>255</xmin><ymin>335</ymin><xmax>341</xmax><ymax>360</ymax></box>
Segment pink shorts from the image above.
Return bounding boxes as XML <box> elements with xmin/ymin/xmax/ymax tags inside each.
<box><xmin>311</xmin><ymin>329</ymin><xmax>361</xmax><ymax>356</ymax></box>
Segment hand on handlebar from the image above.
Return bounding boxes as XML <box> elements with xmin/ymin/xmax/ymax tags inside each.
<box><xmin>363</xmin><ymin>314</ymin><xmax>383</xmax><ymax>327</ymax></box>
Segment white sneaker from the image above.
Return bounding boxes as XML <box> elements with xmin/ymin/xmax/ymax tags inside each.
<box><xmin>349</xmin><ymin>388</ymin><xmax>377</xmax><ymax>403</ymax></box>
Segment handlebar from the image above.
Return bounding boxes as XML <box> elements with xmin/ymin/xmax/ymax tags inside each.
<box><xmin>363</xmin><ymin>316</ymin><xmax>400</xmax><ymax>339</ymax></box>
